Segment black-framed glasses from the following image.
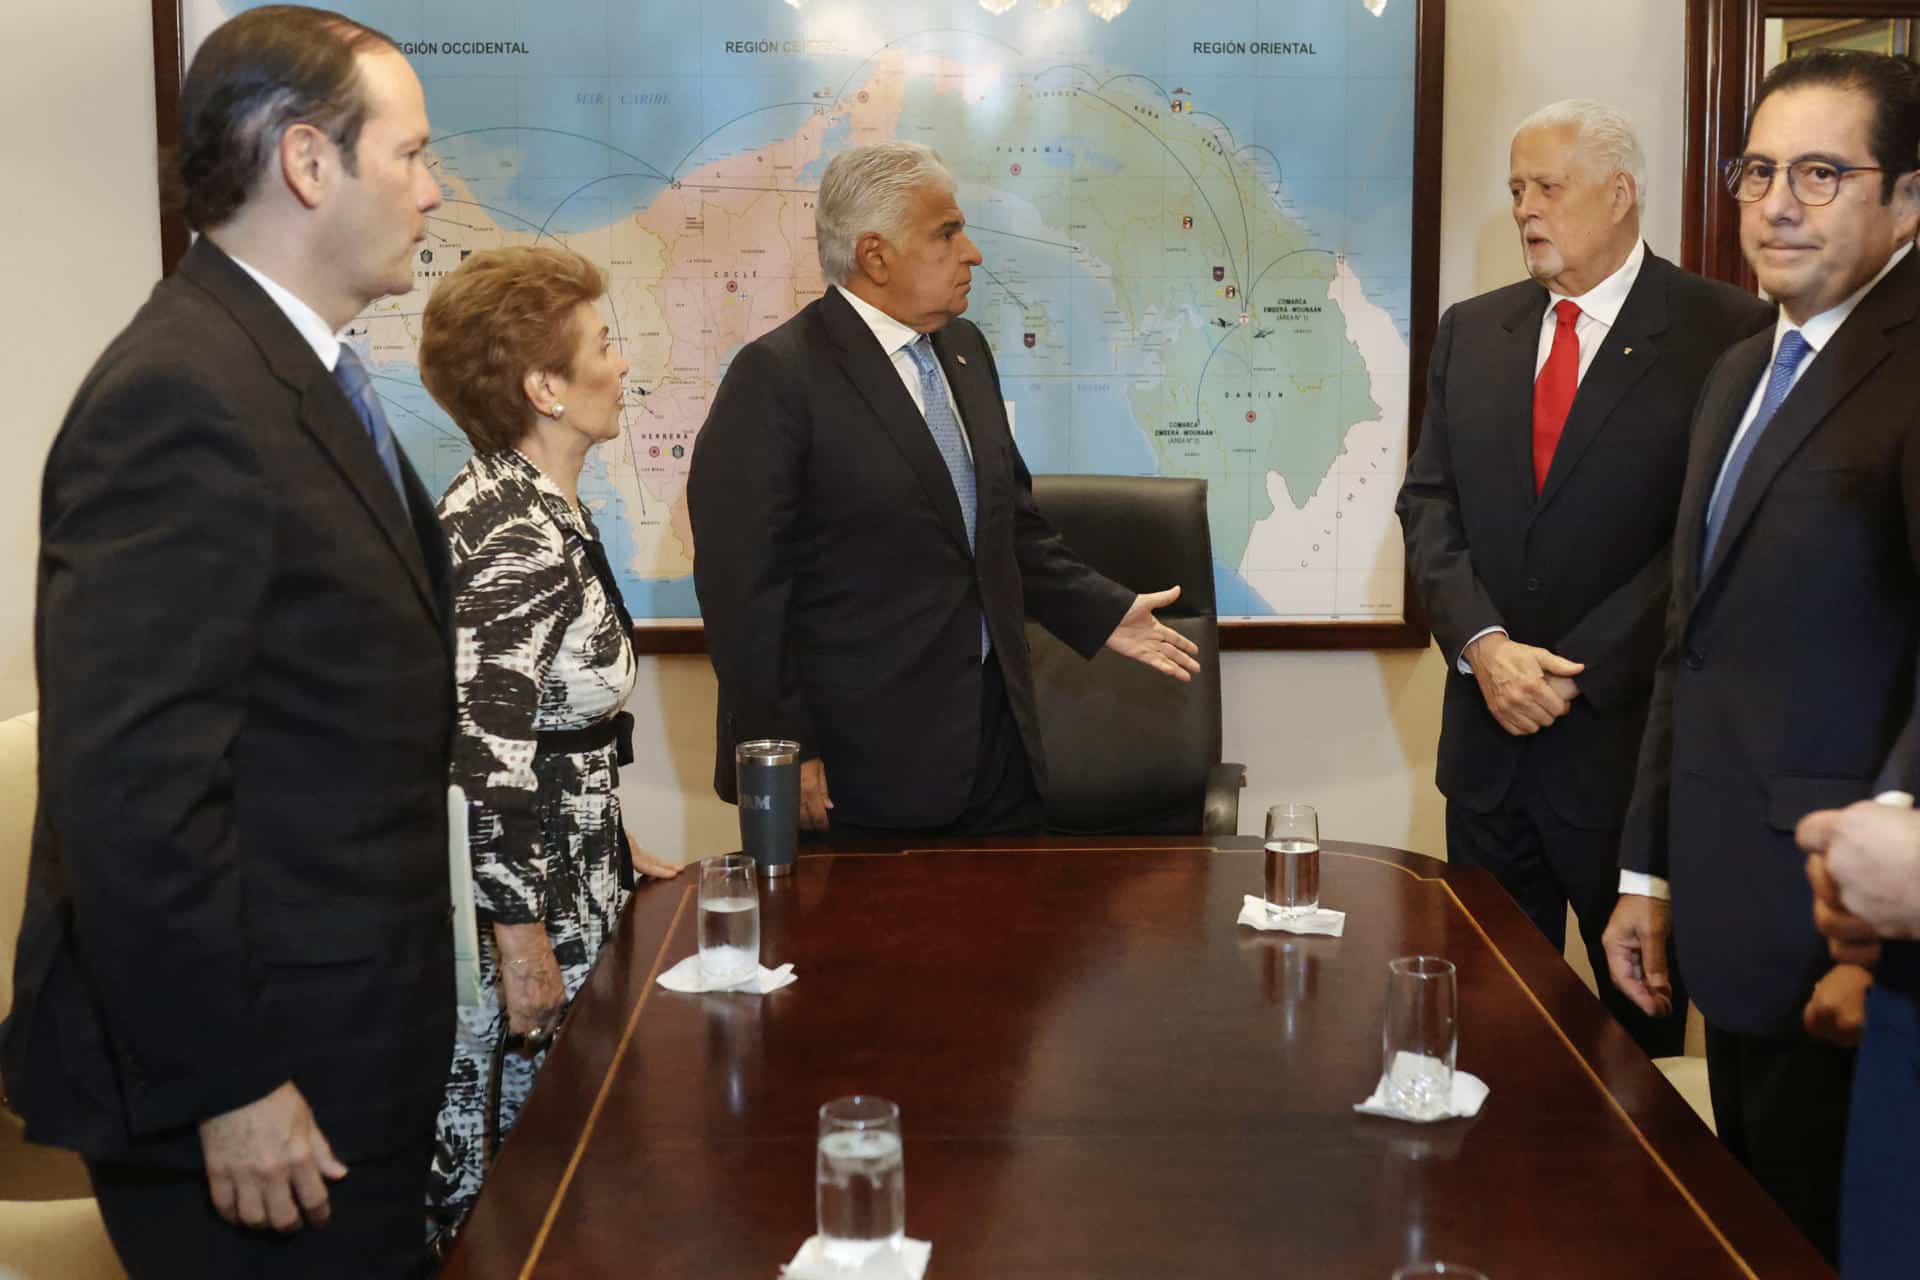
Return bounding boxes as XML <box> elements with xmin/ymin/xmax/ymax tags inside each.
<box><xmin>1723</xmin><ymin>156</ymin><xmax>1884</xmax><ymax>206</ymax></box>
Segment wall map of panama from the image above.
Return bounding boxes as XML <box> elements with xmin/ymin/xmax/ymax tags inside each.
<box><xmin>180</xmin><ymin>0</ymin><xmax>1422</xmax><ymax>631</ymax></box>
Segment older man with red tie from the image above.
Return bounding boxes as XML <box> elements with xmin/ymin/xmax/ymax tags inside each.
<box><xmin>1398</xmin><ymin>99</ymin><xmax>1771</xmax><ymax>1059</ymax></box>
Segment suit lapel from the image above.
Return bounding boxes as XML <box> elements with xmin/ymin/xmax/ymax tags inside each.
<box><xmin>1698</xmin><ymin>255</ymin><xmax>1920</xmax><ymax>592</ymax></box>
<box><xmin>398</xmin><ymin>447</ymin><xmax>454</xmax><ymax>631</ymax></box>
<box><xmin>295</xmin><ymin>379</ymin><xmax>440</xmax><ymax>616</ymax></box>
<box><xmin>1534</xmin><ymin>254</ymin><xmax>1671</xmax><ymax>514</ymax></box>
<box><xmin>930</xmin><ymin>328</ymin><xmax>987</xmax><ymax>451</ymax></box>
<box><xmin>1497</xmin><ymin>287</ymin><xmax>1550</xmax><ymax>512</ymax></box>
<box><xmin>180</xmin><ymin>241</ymin><xmax>440</xmax><ymax>621</ymax></box>
<box><xmin>1676</xmin><ymin>335</ymin><xmax>1769</xmax><ymax>606</ymax></box>
<box><xmin>818</xmin><ymin>289</ymin><xmax>972</xmax><ymax>553</ymax></box>
<box><xmin>931</xmin><ymin>326</ymin><xmax>1000</xmax><ymax>508</ymax></box>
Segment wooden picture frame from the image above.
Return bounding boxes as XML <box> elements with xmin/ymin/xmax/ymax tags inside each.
<box><xmin>152</xmin><ymin>0</ymin><xmax>1444</xmax><ymax>654</ymax></box>
<box><xmin>1683</xmin><ymin>0</ymin><xmax>1920</xmax><ymax>289</ymax></box>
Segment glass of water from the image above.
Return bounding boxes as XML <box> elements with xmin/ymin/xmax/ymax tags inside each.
<box><xmin>1264</xmin><ymin>802</ymin><xmax>1320</xmax><ymax>912</ymax></box>
<box><xmin>1382</xmin><ymin>956</ymin><xmax>1457</xmax><ymax>1120</ymax></box>
<box><xmin>817</xmin><ymin>1096</ymin><xmax>905</xmax><ymax>1267</ymax></box>
<box><xmin>697</xmin><ymin>854</ymin><xmax>760</xmax><ymax>987</ymax></box>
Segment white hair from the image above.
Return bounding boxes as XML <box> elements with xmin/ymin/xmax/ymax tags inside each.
<box><xmin>815</xmin><ymin>141</ymin><xmax>958</xmax><ymax>285</ymax></box>
<box><xmin>1513</xmin><ymin>99</ymin><xmax>1648</xmax><ymax>215</ymax></box>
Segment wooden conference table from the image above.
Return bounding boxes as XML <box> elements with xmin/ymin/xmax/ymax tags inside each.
<box><xmin>441</xmin><ymin>838</ymin><xmax>1833</xmax><ymax>1279</ymax></box>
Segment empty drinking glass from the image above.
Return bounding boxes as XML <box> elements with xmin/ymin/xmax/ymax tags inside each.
<box><xmin>817</xmin><ymin>1096</ymin><xmax>905</xmax><ymax>1267</ymax></box>
<box><xmin>697</xmin><ymin>854</ymin><xmax>760</xmax><ymax>986</ymax></box>
<box><xmin>1264</xmin><ymin>802</ymin><xmax>1320</xmax><ymax>912</ymax></box>
<box><xmin>1382</xmin><ymin>955</ymin><xmax>1458</xmax><ymax>1120</ymax></box>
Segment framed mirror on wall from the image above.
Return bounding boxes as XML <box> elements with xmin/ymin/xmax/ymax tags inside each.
<box><xmin>1781</xmin><ymin>15</ymin><xmax>1917</xmax><ymax>54</ymax></box>
<box><xmin>1683</xmin><ymin>0</ymin><xmax>1920</xmax><ymax>290</ymax></box>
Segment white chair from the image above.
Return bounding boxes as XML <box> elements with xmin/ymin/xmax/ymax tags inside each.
<box><xmin>0</xmin><ymin>712</ymin><xmax>35</xmax><ymax>1011</ymax></box>
<box><xmin>0</xmin><ymin>1199</ymin><xmax>122</xmax><ymax>1280</ymax></box>
<box><xmin>0</xmin><ymin>711</ymin><xmax>126</xmax><ymax>1280</ymax></box>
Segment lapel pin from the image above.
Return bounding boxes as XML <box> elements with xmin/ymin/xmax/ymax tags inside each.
<box><xmin>1623</xmin><ymin>346</ymin><xmax>1634</xmax><ymax>355</ymax></box>
<box><xmin>956</xmin><ymin>354</ymin><xmax>968</xmax><ymax>366</ymax></box>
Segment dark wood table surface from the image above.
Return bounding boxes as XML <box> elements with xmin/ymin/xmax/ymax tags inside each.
<box><xmin>441</xmin><ymin>838</ymin><xmax>1833</xmax><ymax>1279</ymax></box>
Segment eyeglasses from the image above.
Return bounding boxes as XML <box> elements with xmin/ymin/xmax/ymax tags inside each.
<box><xmin>1723</xmin><ymin>156</ymin><xmax>1885</xmax><ymax>206</ymax></box>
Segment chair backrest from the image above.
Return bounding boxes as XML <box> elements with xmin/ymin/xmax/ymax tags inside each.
<box><xmin>1024</xmin><ymin>476</ymin><xmax>1222</xmax><ymax>834</ymax></box>
<box><xmin>0</xmin><ymin>714</ymin><xmax>37</xmax><ymax>1027</ymax></box>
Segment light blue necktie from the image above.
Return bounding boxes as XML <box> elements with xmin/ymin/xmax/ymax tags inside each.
<box><xmin>334</xmin><ymin>346</ymin><xmax>410</xmax><ymax>513</ymax></box>
<box><xmin>1700</xmin><ymin>330</ymin><xmax>1812</xmax><ymax>571</ymax></box>
<box><xmin>903</xmin><ymin>335</ymin><xmax>988</xmax><ymax>658</ymax></box>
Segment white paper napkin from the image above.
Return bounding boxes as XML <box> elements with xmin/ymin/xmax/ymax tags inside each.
<box><xmin>780</xmin><ymin>1237</ymin><xmax>932</xmax><ymax>1279</ymax></box>
<box><xmin>1353</xmin><ymin>1054</ymin><xmax>1489</xmax><ymax>1122</ymax></box>
<box><xmin>655</xmin><ymin>954</ymin><xmax>797</xmax><ymax>994</ymax></box>
<box><xmin>1237</xmin><ymin>894</ymin><xmax>1346</xmax><ymax>937</ymax></box>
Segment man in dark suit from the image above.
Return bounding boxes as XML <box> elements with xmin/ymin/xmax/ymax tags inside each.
<box><xmin>689</xmin><ymin>141</ymin><xmax>1200</xmax><ymax>839</ymax></box>
<box><xmin>1397</xmin><ymin>100</ymin><xmax>1771</xmax><ymax>1057</ymax></box>
<box><xmin>1</xmin><ymin>8</ymin><xmax>454</xmax><ymax>1275</ymax></box>
<box><xmin>1603</xmin><ymin>51</ymin><xmax>1920</xmax><ymax>1260</ymax></box>
<box><xmin>1798</xmin><ymin>768</ymin><xmax>1920</xmax><ymax>1278</ymax></box>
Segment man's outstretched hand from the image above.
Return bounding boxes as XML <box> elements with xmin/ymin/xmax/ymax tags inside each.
<box><xmin>1103</xmin><ymin>587</ymin><xmax>1203</xmax><ymax>682</ymax></box>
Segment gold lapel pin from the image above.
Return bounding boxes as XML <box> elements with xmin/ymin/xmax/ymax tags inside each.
<box><xmin>1623</xmin><ymin>346</ymin><xmax>1634</xmax><ymax>355</ymax></box>
<box><xmin>956</xmin><ymin>354</ymin><xmax>968</xmax><ymax>366</ymax></box>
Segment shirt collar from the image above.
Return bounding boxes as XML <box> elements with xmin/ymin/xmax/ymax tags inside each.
<box><xmin>833</xmin><ymin>283</ymin><xmax>928</xmax><ymax>358</ymax></box>
<box><xmin>1777</xmin><ymin>241</ymin><xmax>1912</xmax><ymax>358</ymax></box>
<box><xmin>505</xmin><ymin>448</ymin><xmax>587</xmax><ymax>534</ymax></box>
<box><xmin>1547</xmin><ymin>238</ymin><xmax>1646</xmax><ymax>328</ymax></box>
<box><xmin>227</xmin><ymin>253</ymin><xmax>343</xmax><ymax>372</ymax></box>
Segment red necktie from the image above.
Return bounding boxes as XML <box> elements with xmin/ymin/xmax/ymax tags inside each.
<box><xmin>1532</xmin><ymin>299</ymin><xmax>1582</xmax><ymax>493</ymax></box>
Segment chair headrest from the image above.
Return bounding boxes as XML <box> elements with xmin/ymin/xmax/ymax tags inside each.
<box><xmin>1030</xmin><ymin>475</ymin><xmax>1216</xmax><ymax>615</ymax></box>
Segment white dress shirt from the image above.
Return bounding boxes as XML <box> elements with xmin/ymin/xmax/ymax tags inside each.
<box><xmin>1704</xmin><ymin>241</ymin><xmax>1910</xmax><ymax>511</ymax></box>
<box><xmin>1457</xmin><ymin>240</ymin><xmax>1649</xmax><ymax>672</ymax></box>
<box><xmin>229</xmin><ymin>253</ymin><xmax>343</xmax><ymax>372</ymax></box>
<box><xmin>831</xmin><ymin>284</ymin><xmax>971</xmax><ymax>462</ymax></box>
<box><xmin>1621</xmin><ymin>241</ymin><xmax>1913</xmax><ymax>903</ymax></box>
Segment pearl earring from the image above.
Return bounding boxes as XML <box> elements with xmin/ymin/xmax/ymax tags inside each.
<box><xmin>552</xmin><ymin>404</ymin><xmax>566</xmax><ymax>418</ymax></box>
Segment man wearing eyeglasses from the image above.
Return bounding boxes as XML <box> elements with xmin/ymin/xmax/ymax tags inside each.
<box><xmin>1604</xmin><ymin>49</ymin><xmax>1920</xmax><ymax>1261</ymax></box>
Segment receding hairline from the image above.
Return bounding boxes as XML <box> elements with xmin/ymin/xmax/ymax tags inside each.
<box><xmin>350</xmin><ymin>44</ymin><xmax>428</xmax><ymax>132</ymax></box>
<box><xmin>1510</xmin><ymin>121</ymin><xmax>1614</xmax><ymax>175</ymax></box>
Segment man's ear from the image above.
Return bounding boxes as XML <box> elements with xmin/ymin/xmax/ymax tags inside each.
<box><xmin>1613</xmin><ymin>170</ymin><xmax>1638</xmax><ymax>224</ymax></box>
<box><xmin>279</xmin><ymin>123</ymin><xmax>334</xmax><ymax>211</ymax></box>
<box><xmin>854</xmin><ymin>231</ymin><xmax>891</xmax><ymax>287</ymax></box>
<box><xmin>1893</xmin><ymin>169</ymin><xmax>1920</xmax><ymax>246</ymax></box>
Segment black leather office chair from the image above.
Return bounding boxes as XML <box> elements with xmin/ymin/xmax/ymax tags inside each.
<box><xmin>1026</xmin><ymin>475</ymin><xmax>1245</xmax><ymax>836</ymax></box>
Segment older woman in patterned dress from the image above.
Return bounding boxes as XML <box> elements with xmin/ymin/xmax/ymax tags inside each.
<box><xmin>415</xmin><ymin>245</ymin><xmax>680</xmax><ymax>1235</ymax></box>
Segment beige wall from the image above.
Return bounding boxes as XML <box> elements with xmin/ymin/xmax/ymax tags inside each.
<box><xmin>0</xmin><ymin>0</ymin><xmax>163</xmax><ymax>717</ymax></box>
<box><xmin>0</xmin><ymin>0</ymin><xmax>1689</xmax><ymax>868</ymax></box>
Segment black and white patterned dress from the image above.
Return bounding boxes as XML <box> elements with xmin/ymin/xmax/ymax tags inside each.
<box><xmin>426</xmin><ymin>449</ymin><xmax>637</xmax><ymax>1229</ymax></box>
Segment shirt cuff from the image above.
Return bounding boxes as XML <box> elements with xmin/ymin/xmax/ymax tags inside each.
<box><xmin>1457</xmin><ymin>626</ymin><xmax>1507</xmax><ymax>674</ymax></box>
<box><xmin>1618</xmin><ymin>870</ymin><xmax>1670</xmax><ymax>900</ymax></box>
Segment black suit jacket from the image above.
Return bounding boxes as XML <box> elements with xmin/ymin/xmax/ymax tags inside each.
<box><xmin>1</xmin><ymin>239</ymin><xmax>457</xmax><ymax>1167</ymax></box>
<box><xmin>1621</xmin><ymin>250</ymin><xmax>1920</xmax><ymax>1038</ymax></box>
<box><xmin>1398</xmin><ymin>250</ymin><xmax>1772</xmax><ymax>827</ymax></box>
<box><xmin>688</xmin><ymin>287</ymin><xmax>1133</xmax><ymax>829</ymax></box>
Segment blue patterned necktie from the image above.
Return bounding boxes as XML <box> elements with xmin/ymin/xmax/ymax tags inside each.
<box><xmin>333</xmin><ymin>345</ymin><xmax>410</xmax><ymax>512</ymax></box>
<box><xmin>1700</xmin><ymin>329</ymin><xmax>1811</xmax><ymax>571</ymax></box>
<box><xmin>903</xmin><ymin>335</ymin><xmax>988</xmax><ymax>657</ymax></box>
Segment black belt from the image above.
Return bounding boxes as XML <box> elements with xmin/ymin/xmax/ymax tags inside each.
<box><xmin>535</xmin><ymin>710</ymin><xmax>634</xmax><ymax>767</ymax></box>
<box><xmin>533</xmin><ymin>711</ymin><xmax>637</xmax><ymax>892</ymax></box>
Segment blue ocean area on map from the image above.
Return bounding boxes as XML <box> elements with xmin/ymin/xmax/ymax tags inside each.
<box><xmin>202</xmin><ymin>0</ymin><xmax>1415</xmax><ymax>624</ymax></box>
